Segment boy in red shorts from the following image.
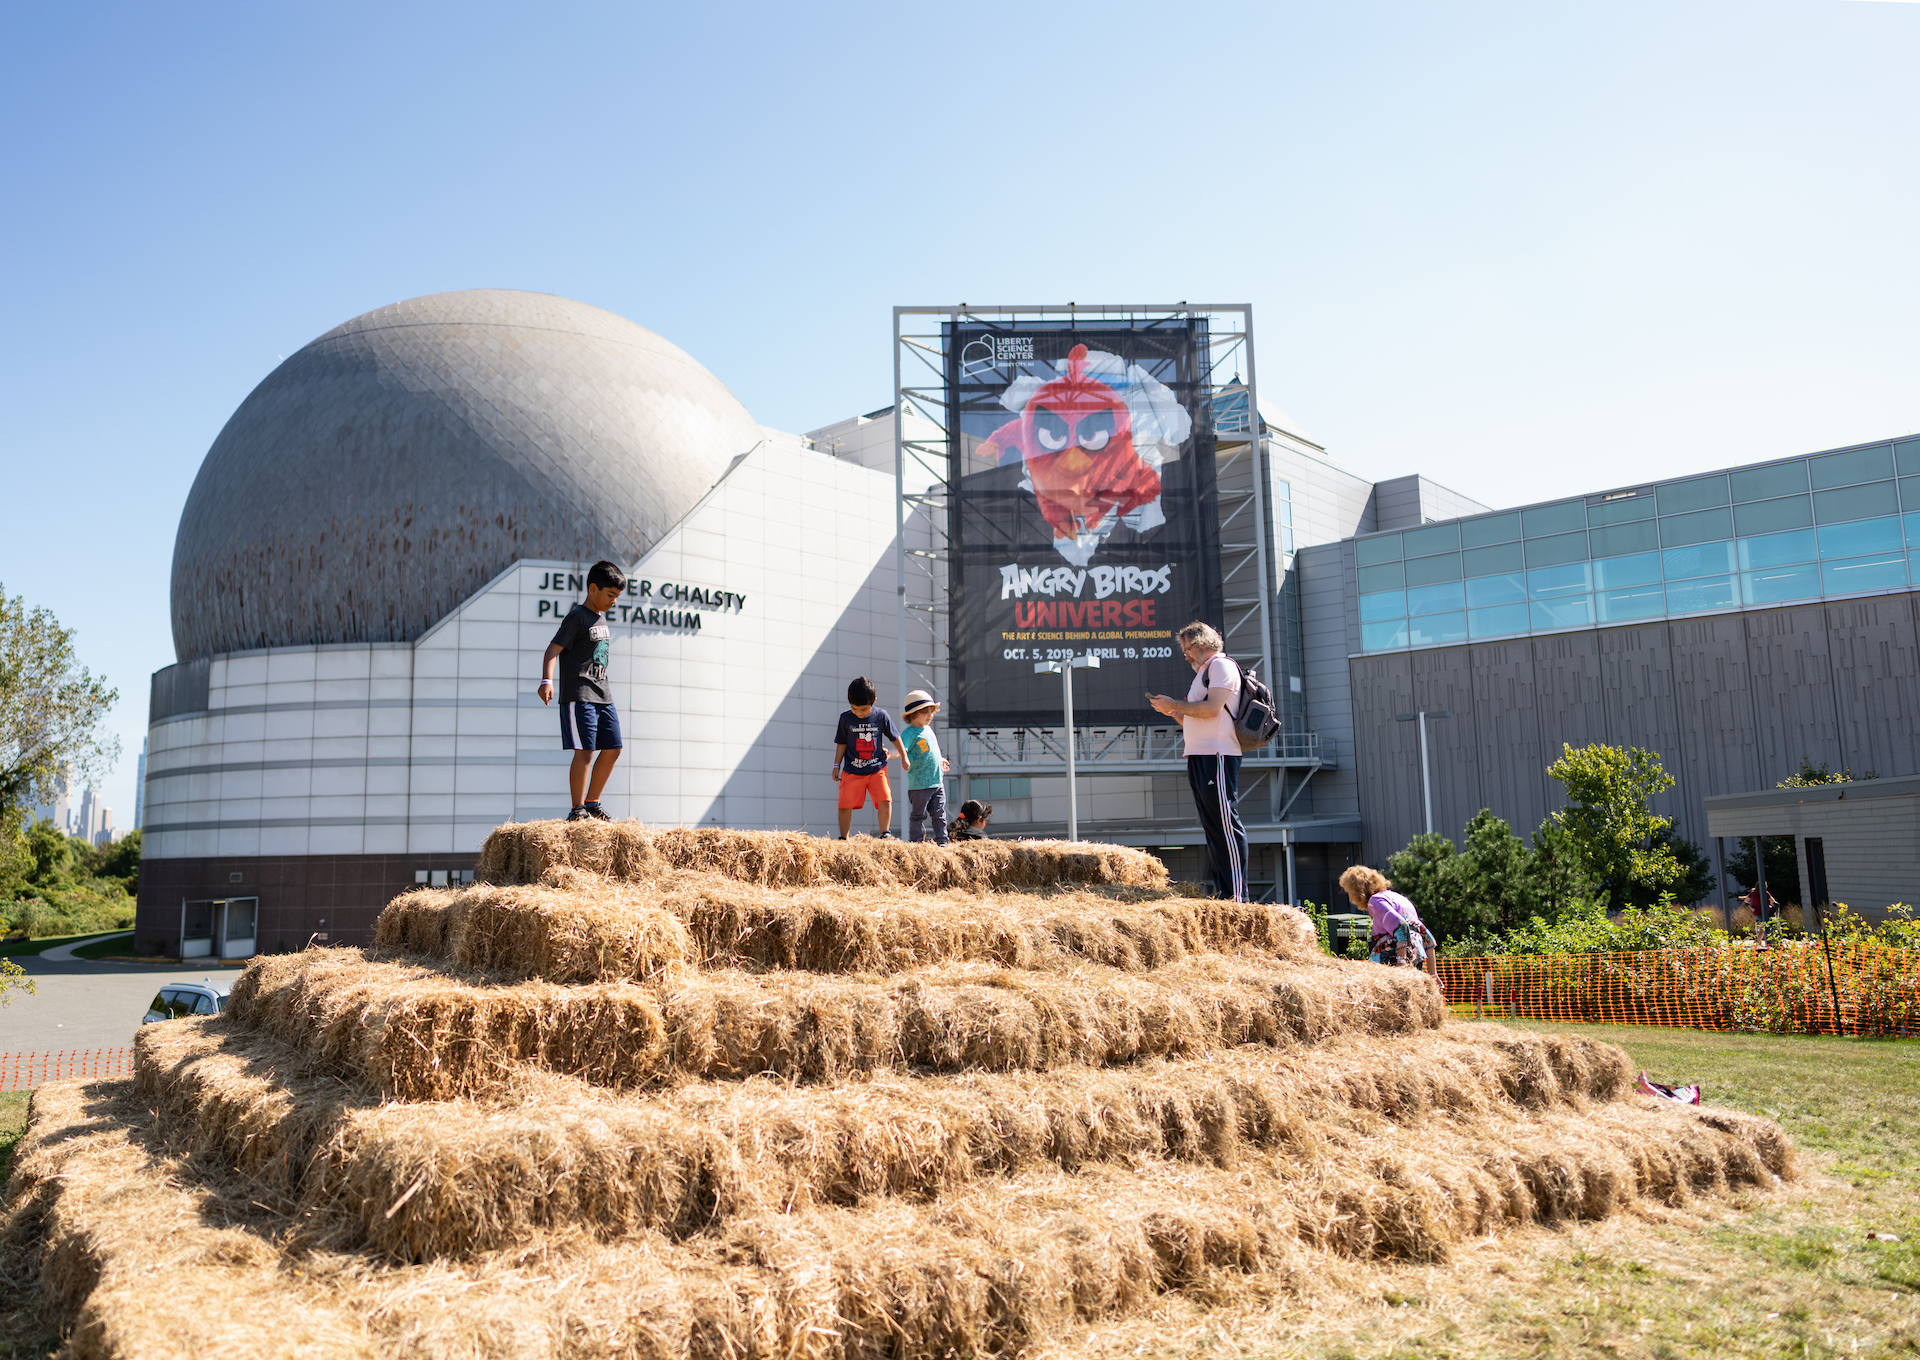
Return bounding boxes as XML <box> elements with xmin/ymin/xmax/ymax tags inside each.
<box><xmin>832</xmin><ymin>676</ymin><xmax>908</xmax><ymax>839</ymax></box>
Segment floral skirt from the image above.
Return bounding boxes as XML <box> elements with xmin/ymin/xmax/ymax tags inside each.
<box><xmin>1369</xmin><ymin>922</ymin><xmax>1427</xmax><ymax>967</ymax></box>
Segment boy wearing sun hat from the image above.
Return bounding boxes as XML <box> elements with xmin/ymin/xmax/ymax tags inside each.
<box><xmin>900</xmin><ymin>690</ymin><xmax>951</xmax><ymax>844</ymax></box>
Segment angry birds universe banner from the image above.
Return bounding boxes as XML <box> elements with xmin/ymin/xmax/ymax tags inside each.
<box><xmin>945</xmin><ymin>320</ymin><xmax>1225</xmax><ymax>728</ymax></box>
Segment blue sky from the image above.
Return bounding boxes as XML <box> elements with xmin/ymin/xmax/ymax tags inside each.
<box><xmin>2</xmin><ymin>0</ymin><xmax>1916</xmax><ymax>823</ymax></box>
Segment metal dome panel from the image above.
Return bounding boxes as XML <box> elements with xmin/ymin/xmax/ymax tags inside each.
<box><xmin>169</xmin><ymin>290</ymin><xmax>761</xmax><ymax>661</ymax></box>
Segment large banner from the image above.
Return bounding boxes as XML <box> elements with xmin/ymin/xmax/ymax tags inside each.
<box><xmin>946</xmin><ymin>320</ymin><xmax>1223</xmax><ymax>727</ymax></box>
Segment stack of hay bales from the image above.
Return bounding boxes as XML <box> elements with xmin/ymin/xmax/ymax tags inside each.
<box><xmin>2</xmin><ymin>822</ymin><xmax>1795</xmax><ymax>1359</ymax></box>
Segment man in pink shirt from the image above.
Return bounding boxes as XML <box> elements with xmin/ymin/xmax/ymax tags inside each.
<box><xmin>1149</xmin><ymin>621</ymin><xmax>1247</xmax><ymax>901</ymax></box>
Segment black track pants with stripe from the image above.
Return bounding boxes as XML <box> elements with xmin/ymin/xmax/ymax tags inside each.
<box><xmin>1187</xmin><ymin>753</ymin><xmax>1248</xmax><ymax>901</ymax></box>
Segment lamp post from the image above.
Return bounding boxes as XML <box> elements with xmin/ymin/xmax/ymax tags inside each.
<box><xmin>1034</xmin><ymin>654</ymin><xmax>1101</xmax><ymax>841</ymax></box>
<box><xmin>1393</xmin><ymin>710</ymin><xmax>1451</xmax><ymax>835</ymax></box>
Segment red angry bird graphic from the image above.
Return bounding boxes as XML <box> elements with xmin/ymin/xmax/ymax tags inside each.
<box><xmin>978</xmin><ymin>344</ymin><xmax>1188</xmax><ymax>567</ymax></box>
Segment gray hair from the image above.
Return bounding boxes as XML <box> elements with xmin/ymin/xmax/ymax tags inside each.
<box><xmin>1176</xmin><ymin>621</ymin><xmax>1224</xmax><ymax>653</ymax></box>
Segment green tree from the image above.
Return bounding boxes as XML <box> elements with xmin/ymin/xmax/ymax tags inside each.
<box><xmin>1778</xmin><ymin>755</ymin><xmax>1878</xmax><ymax>788</ymax></box>
<box><xmin>1530</xmin><ymin>816</ymin><xmax>1596</xmax><ymax>919</ymax></box>
<box><xmin>0</xmin><ymin>585</ymin><xmax>118</xmax><ymax>893</ymax></box>
<box><xmin>86</xmin><ymin>827</ymin><xmax>141</xmax><ymax>893</ymax></box>
<box><xmin>1544</xmin><ymin>742</ymin><xmax>1686</xmax><ymax>908</ymax></box>
<box><xmin>1382</xmin><ymin>832</ymin><xmax>1473</xmax><ymax>938</ymax></box>
<box><xmin>1451</xmin><ymin>809</ymin><xmax>1545</xmax><ymax>932</ymax></box>
<box><xmin>1385</xmin><ymin>809</ymin><xmax>1560</xmax><ymax>943</ymax></box>
<box><xmin>1651</xmin><ymin>827</ymin><xmax>1716</xmax><ymax>906</ymax></box>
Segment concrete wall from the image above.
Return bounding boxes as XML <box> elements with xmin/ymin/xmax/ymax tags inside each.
<box><xmin>1346</xmin><ymin>592</ymin><xmax>1920</xmax><ymax>868</ymax></box>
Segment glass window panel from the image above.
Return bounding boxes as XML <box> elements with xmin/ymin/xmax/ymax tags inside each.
<box><xmin>1358</xmin><ymin>590</ymin><xmax>1406</xmax><ymax>622</ymax></box>
<box><xmin>1588</xmin><ymin>520</ymin><xmax>1659</xmax><ymax>557</ymax></box>
<box><xmin>1279</xmin><ymin>527</ymin><xmax>1295</xmax><ymax>556</ymax></box>
<box><xmin>1402</xmin><ymin>523</ymin><xmax>1460</xmax><ymax>557</ymax></box>
<box><xmin>1355</xmin><ymin>534</ymin><xmax>1403</xmax><ymax>566</ymax></box>
<box><xmin>1405</xmin><ymin>581</ymin><xmax>1465</xmax><ymax>616</ymax></box>
<box><xmin>1596</xmin><ymin>585</ymin><xmax>1666</xmax><ymax>622</ymax></box>
<box><xmin>1907</xmin><ymin>512</ymin><xmax>1920</xmax><ymax>546</ymax></box>
<box><xmin>1813</xmin><ymin>481</ymin><xmax>1895</xmax><ymax>524</ymax></box>
<box><xmin>1528</xmin><ymin>562</ymin><xmax>1592</xmax><ymax>598</ymax></box>
<box><xmin>1665</xmin><ymin>574</ymin><xmax>1738</xmax><ymax>613</ymax></box>
<box><xmin>1898</xmin><ymin>440</ymin><xmax>1920</xmax><ymax>476</ymax></box>
<box><xmin>1656</xmin><ymin>474</ymin><xmax>1728</xmax><ymax>515</ymax></box>
<box><xmin>1273</xmin><ymin>479</ymin><xmax>1292</xmax><ymax>502</ymax></box>
<box><xmin>1360</xmin><ymin>619</ymin><xmax>1409</xmax><ymax>651</ymax></box>
<box><xmin>1810</xmin><ymin>446</ymin><xmax>1894</xmax><ymax>489</ymax></box>
<box><xmin>1738</xmin><ymin>528</ymin><xmax>1816</xmax><ymax>570</ymax></box>
<box><xmin>1357</xmin><ymin>562</ymin><xmax>1404</xmax><ymax>592</ymax></box>
<box><xmin>1525</xmin><ymin>531</ymin><xmax>1589</xmax><ymax>567</ymax></box>
<box><xmin>1462</xmin><ymin>541</ymin><xmax>1525</xmax><ymax>576</ymax></box>
<box><xmin>1742</xmin><ymin>564</ymin><xmax>1821</xmax><ymax>606</ymax></box>
<box><xmin>1408</xmin><ymin>612</ymin><xmax>1468</xmax><ymax>646</ymax></box>
<box><xmin>1275</xmin><ymin>500</ymin><xmax>1293</xmax><ymax>527</ymax></box>
<box><xmin>1593</xmin><ymin>552</ymin><xmax>1663</xmax><ymax>589</ymax></box>
<box><xmin>1465</xmin><ymin>572</ymin><xmax>1527</xmax><ymax>607</ymax></box>
<box><xmin>1663</xmin><ymin>541</ymin><xmax>1737</xmax><ymax>579</ymax></box>
<box><xmin>1585</xmin><ymin>493</ymin><xmax>1654</xmax><ymax>525</ymax></box>
<box><xmin>1899</xmin><ymin>475</ymin><xmax>1920</xmax><ymax>511</ymax></box>
<box><xmin>1530</xmin><ymin>596</ymin><xmax>1593</xmax><ymax>630</ymax></box>
<box><xmin>1460</xmin><ymin>511</ymin><xmax>1522</xmax><ymax>546</ymax></box>
<box><xmin>1660</xmin><ymin>507</ymin><xmax>1734</xmax><ymax>546</ymax></box>
<box><xmin>1821</xmin><ymin>554</ymin><xmax>1908</xmax><ymax>596</ymax></box>
<box><xmin>1521</xmin><ymin>500</ymin><xmax>1586</xmax><ymax>537</ymax></box>
<box><xmin>1731</xmin><ymin>461</ymin><xmax>1809</xmax><ymax>502</ymax></box>
<box><xmin>1403</xmin><ymin>552</ymin><xmax>1463</xmax><ymax>585</ymax></box>
<box><xmin>1733</xmin><ymin>495</ymin><xmax>1812</xmax><ymax>536</ymax></box>
<box><xmin>1469</xmin><ymin>602</ymin><xmax>1530</xmax><ymax>638</ymax></box>
<box><xmin>1817</xmin><ymin>517</ymin><xmax>1904</xmax><ymax>560</ymax></box>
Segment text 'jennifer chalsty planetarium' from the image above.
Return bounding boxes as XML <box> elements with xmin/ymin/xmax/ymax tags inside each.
<box><xmin>139</xmin><ymin>290</ymin><xmax>906</xmax><ymax>954</ymax></box>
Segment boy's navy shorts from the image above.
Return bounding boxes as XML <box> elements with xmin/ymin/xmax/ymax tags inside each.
<box><xmin>560</xmin><ymin>701</ymin><xmax>623</xmax><ymax>750</ymax></box>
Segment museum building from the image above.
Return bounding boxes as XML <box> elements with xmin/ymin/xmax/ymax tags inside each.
<box><xmin>139</xmin><ymin>289</ymin><xmax>1920</xmax><ymax>956</ymax></box>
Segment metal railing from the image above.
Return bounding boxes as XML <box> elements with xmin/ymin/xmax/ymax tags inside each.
<box><xmin>960</xmin><ymin>725</ymin><xmax>1330</xmax><ymax>774</ymax></box>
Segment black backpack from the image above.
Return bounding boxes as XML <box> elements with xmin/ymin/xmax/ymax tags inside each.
<box><xmin>1228</xmin><ymin>659</ymin><xmax>1282</xmax><ymax>751</ymax></box>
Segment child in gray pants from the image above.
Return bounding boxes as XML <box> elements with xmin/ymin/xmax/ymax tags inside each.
<box><xmin>900</xmin><ymin>690</ymin><xmax>950</xmax><ymax>844</ymax></box>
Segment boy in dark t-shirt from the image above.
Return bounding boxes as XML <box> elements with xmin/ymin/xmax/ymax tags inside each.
<box><xmin>538</xmin><ymin>560</ymin><xmax>627</xmax><ymax>821</ymax></box>
<box><xmin>832</xmin><ymin>675</ymin><xmax>908</xmax><ymax>839</ymax></box>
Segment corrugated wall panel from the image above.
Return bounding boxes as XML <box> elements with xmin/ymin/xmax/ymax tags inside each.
<box><xmin>1594</xmin><ymin>624</ymin><xmax>1695</xmax><ymax>843</ymax></box>
<box><xmin>1659</xmin><ymin>614</ymin><xmax>1765</xmax><ymax>808</ymax></box>
<box><xmin>1350</xmin><ymin>652</ymin><xmax>1419</xmax><ymax>863</ymax></box>
<box><xmin>1744</xmin><ymin>605</ymin><xmax>1842</xmax><ymax>786</ymax></box>
<box><xmin>1532</xmin><ymin>632</ymin><xmax>1610</xmax><ymax>772</ymax></box>
<box><xmin>1410</xmin><ymin>645</ymin><xmax>1483</xmax><ymax>844</ymax></box>
<box><xmin>1826</xmin><ymin>596</ymin><xmax>1920</xmax><ymax>780</ymax></box>
<box><xmin>1469</xmin><ymin>640</ymin><xmax>1549</xmax><ymax>844</ymax></box>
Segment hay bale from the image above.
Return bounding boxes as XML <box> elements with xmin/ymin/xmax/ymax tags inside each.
<box><xmin>374</xmin><ymin>872</ymin><xmax>1315</xmax><ymax>981</ymax></box>
<box><xmin>136</xmin><ymin>1014</ymin><xmax>1654</xmax><ymax>1264</ymax></box>
<box><xmin>230</xmin><ymin>948</ymin><xmax>1444</xmax><ymax>1098</ymax></box>
<box><xmin>7</xmin><ymin>1071</ymin><xmax>1793</xmax><ymax>1359</ymax></box>
<box><xmin>476</xmin><ymin>821</ymin><xmax>1170</xmax><ymax>893</ymax></box>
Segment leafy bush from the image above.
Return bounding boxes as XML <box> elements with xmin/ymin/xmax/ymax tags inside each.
<box><xmin>0</xmin><ymin>882</ymin><xmax>134</xmax><ymax>939</ymax></box>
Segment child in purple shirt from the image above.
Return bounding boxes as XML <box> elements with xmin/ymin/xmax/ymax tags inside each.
<box><xmin>1338</xmin><ymin>865</ymin><xmax>1437</xmax><ymax>967</ymax></box>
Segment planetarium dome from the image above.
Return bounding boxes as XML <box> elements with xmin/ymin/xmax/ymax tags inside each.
<box><xmin>169</xmin><ymin>290</ymin><xmax>763</xmax><ymax>662</ymax></box>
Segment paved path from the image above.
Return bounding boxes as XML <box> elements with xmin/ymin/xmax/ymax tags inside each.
<box><xmin>4</xmin><ymin>936</ymin><xmax>247</xmax><ymax>1053</ymax></box>
<box><xmin>37</xmin><ymin>930</ymin><xmax>133</xmax><ymax>962</ymax></box>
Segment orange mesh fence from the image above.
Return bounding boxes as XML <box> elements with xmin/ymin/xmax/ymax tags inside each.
<box><xmin>1435</xmin><ymin>942</ymin><xmax>1920</xmax><ymax>1037</ymax></box>
<box><xmin>0</xmin><ymin>1048</ymin><xmax>136</xmax><ymax>1092</ymax></box>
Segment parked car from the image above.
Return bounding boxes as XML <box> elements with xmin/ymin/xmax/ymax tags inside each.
<box><xmin>142</xmin><ymin>980</ymin><xmax>232</xmax><ymax>1024</ymax></box>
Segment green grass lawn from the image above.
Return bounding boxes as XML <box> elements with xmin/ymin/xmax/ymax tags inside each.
<box><xmin>0</xmin><ymin>930</ymin><xmax>123</xmax><ymax>959</ymax></box>
<box><xmin>2</xmin><ymin>1024</ymin><xmax>1916</xmax><ymax>1358</ymax></box>
<box><xmin>68</xmin><ymin>931</ymin><xmax>136</xmax><ymax>960</ymax></box>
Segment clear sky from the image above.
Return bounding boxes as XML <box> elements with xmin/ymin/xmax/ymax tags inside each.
<box><xmin>2</xmin><ymin>0</ymin><xmax>1916</xmax><ymax>825</ymax></box>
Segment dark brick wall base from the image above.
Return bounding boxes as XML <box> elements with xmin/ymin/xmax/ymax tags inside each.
<box><xmin>135</xmin><ymin>853</ymin><xmax>480</xmax><ymax>957</ymax></box>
